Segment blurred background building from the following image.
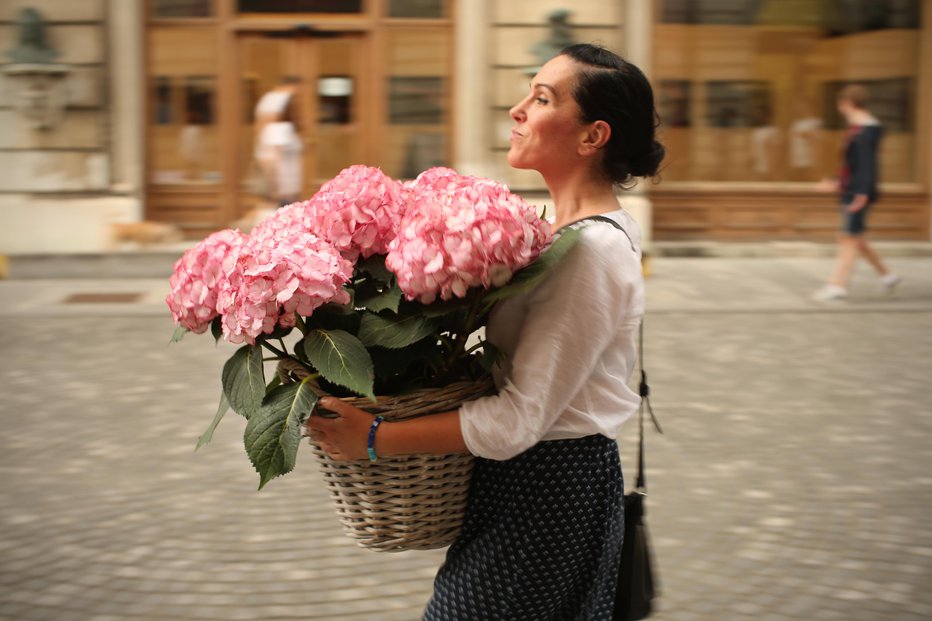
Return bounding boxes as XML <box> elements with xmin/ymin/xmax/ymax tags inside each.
<box><xmin>0</xmin><ymin>0</ymin><xmax>929</xmax><ymax>254</ymax></box>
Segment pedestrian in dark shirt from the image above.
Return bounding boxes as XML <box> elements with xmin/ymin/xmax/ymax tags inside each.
<box><xmin>814</xmin><ymin>84</ymin><xmax>901</xmax><ymax>301</ymax></box>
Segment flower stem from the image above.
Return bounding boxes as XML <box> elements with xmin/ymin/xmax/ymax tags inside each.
<box><xmin>261</xmin><ymin>341</ymin><xmax>289</xmax><ymax>359</ymax></box>
<box><xmin>465</xmin><ymin>340</ymin><xmax>486</xmax><ymax>355</ymax></box>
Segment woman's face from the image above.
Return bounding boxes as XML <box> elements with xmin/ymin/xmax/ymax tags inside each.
<box><xmin>508</xmin><ymin>55</ymin><xmax>588</xmax><ymax>174</ymax></box>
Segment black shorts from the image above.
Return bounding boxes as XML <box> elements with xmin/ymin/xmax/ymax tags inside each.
<box><xmin>841</xmin><ymin>201</ymin><xmax>871</xmax><ymax>235</ymax></box>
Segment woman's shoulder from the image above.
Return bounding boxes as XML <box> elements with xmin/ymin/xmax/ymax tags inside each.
<box><xmin>539</xmin><ymin>211</ymin><xmax>643</xmax><ymax>291</ymax></box>
<box><xmin>571</xmin><ymin>210</ymin><xmax>642</xmax><ymax>258</ymax></box>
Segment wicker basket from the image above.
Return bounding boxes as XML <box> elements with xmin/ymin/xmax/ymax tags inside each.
<box><xmin>278</xmin><ymin>359</ymin><xmax>495</xmax><ymax>552</ymax></box>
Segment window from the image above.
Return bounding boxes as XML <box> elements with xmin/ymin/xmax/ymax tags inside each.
<box><xmin>318</xmin><ymin>76</ymin><xmax>354</xmax><ymax>125</ymax></box>
<box><xmin>237</xmin><ymin>0</ymin><xmax>362</xmax><ymax>12</ymax></box>
<box><xmin>661</xmin><ymin>0</ymin><xmax>920</xmax><ymax>30</ymax></box>
<box><xmin>659</xmin><ymin>80</ymin><xmax>692</xmax><ymax>128</ymax></box>
<box><xmin>381</xmin><ymin>28</ymin><xmax>452</xmax><ymax>179</ymax></box>
<box><xmin>823</xmin><ymin>78</ymin><xmax>914</xmax><ymax>132</ymax></box>
<box><xmin>389</xmin><ymin>77</ymin><xmax>445</xmax><ymax>124</ymax></box>
<box><xmin>654</xmin><ymin>0</ymin><xmax>923</xmax><ymax>183</ymax></box>
<box><xmin>706</xmin><ymin>81</ymin><xmax>771</xmax><ymax>128</ymax></box>
<box><xmin>147</xmin><ymin>27</ymin><xmax>221</xmax><ymax>185</ymax></box>
<box><xmin>388</xmin><ymin>0</ymin><xmax>447</xmax><ymax>18</ymax></box>
<box><xmin>152</xmin><ymin>0</ymin><xmax>213</xmax><ymax>18</ymax></box>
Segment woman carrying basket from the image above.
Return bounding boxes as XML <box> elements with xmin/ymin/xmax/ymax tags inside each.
<box><xmin>307</xmin><ymin>43</ymin><xmax>664</xmax><ymax>621</ymax></box>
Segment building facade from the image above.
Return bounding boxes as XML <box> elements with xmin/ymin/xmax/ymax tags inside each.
<box><xmin>1</xmin><ymin>0</ymin><xmax>930</xmax><ymax>253</ymax></box>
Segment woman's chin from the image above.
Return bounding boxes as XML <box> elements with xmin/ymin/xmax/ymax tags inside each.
<box><xmin>506</xmin><ymin>150</ymin><xmax>529</xmax><ymax>170</ymax></box>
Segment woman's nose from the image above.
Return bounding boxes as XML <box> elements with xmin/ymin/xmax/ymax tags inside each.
<box><xmin>510</xmin><ymin>101</ymin><xmax>525</xmax><ymax>122</ymax></box>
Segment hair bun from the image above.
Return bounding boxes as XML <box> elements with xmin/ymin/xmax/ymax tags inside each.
<box><xmin>629</xmin><ymin>140</ymin><xmax>665</xmax><ymax>179</ymax></box>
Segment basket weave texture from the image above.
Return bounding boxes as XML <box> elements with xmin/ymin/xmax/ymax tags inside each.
<box><xmin>279</xmin><ymin>359</ymin><xmax>495</xmax><ymax>552</ymax></box>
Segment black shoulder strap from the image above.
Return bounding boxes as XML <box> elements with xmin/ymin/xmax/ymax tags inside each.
<box><xmin>572</xmin><ymin>214</ymin><xmax>637</xmax><ymax>253</ymax></box>
<box><xmin>635</xmin><ymin>321</ymin><xmax>663</xmax><ymax>491</ymax></box>
<box><xmin>576</xmin><ymin>214</ymin><xmax>661</xmax><ymax>492</ymax></box>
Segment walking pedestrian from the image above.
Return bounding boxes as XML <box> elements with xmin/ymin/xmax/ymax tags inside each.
<box><xmin>307</xmin><ymin>43</ymin><xmax>664</xmax><ymax>620</ymax></box>
<box><xmin>254</xmin><ymin>76</ymin><xmax>303</xmax><ymax>206</ymax></box>
<box><xmin>813</xmin><ymin>84</ymin><xmax>901</xmax><ymax>301</ymax></box>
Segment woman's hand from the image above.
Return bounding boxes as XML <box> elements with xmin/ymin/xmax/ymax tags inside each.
<box><xmin>816</xmin><ymin>177</ymin><xmax>839</xmax><ymax>193</ymax></box>
<box><xmin>305</xmin><ymin>397</ymin><xmax>375</xmax><ymax>461</ymax></box>
<box><xmin>846</xmin><ymin>194</ymin><xmax>868</xmax><ymax>213</ymax></box>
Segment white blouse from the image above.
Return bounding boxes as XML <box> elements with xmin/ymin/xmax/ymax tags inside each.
<box><xmin>459</xmin><ymin>209</ymin><xmax>645</xmax><ymax>461</ymax></box>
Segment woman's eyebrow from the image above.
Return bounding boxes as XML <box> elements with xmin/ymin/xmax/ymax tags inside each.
<box><xmin>530</xmin><ymin>82</ymin><xmax>557</xmax><ymax>95</ymax></box>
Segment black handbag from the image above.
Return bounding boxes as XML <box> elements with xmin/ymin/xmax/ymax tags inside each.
<box><xmin>614</xmin><ymin>323</ymin><xmax>662</xmax><ymax>621</ymax></box>
<box><xmin>574</xmin><ymin>215</ymin><xmax>662</xmax><ymax>619</ymax></box>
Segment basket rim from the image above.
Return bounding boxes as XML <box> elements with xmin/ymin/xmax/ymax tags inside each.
<box><xmin>277</xmin><ymin>357</ymin><xmax>494</xmax><ymax>407</ymax></box>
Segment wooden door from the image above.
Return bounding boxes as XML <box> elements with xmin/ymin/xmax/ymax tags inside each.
<box><xmin>236</xmin><ymin>31</ymin><xmax>370</xmax><ymax>214</ymax></box>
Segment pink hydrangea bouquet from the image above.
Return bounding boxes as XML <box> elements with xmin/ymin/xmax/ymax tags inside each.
<box><xmin>167</xmin><ymin>165</ymin><xmax>581</xmax><ymax>488</ymax></box>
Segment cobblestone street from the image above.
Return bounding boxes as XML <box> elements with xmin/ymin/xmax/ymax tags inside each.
<box><xmin>1</xmin><ymin>256</ymin><xmax>931</xmax><ymax>621</ymax></box>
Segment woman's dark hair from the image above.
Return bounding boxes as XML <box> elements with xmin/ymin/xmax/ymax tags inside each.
<box><xmin>560</xmin><ymin>43</ymin><xmax>664</xmax><ymax>185</ymax></box>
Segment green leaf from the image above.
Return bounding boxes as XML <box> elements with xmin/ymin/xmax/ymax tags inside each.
<box><xmin>370</xmin><ymin>339</ymin><xmax>438</xmax><ymax>380</ymax></box>
<box><xmin>210</xmin><ymin>316</ymin><xmax>223</xmax><ymax>343</ymax></box>
<box><xmin>196</xmin><ymin>391</ymin><xmax>230</xmax><ymax>450</ymax></box>
<box><xmin>221</xmin><ymin>345</ymin><xmax>266</xmax><ymax>419</ymax></box>
<box><xmin>265</xmin><ymin>374</ymin><xmax>282</xmax><ymax>395</ymax></box>
<box><xmin>304</xmin><ymin>302</ymin><xmax>360</xmax><ymax>334</ymax></box>
<box><xmin>415</xmin><ymin>295</ymin><xmax>471</xmax><ymax>318</ymax></box>
<box><xmin>244</xmin><ymin>379</ymin><xmax>319</xmax><ymax>489</ymax></box>
<box><xmin>303</xmin><ymin>329</ymin><xmax>375</xmax><ymax>399</ymax></box>
<box><xmin>357</xmin><ymin>281</ymin><xmax>403</xmax><ymax>314</ymax></box>
<box><xmin>482</xmin><ymin>226</ymin><xmax>584</xmax><ymax>305</ymax></box>
<box><xmin>479</xmin><ymin>340</ymin><xmax>505</xmax><ymax>372</ymax></box>
<box><xmin>358</xmin><ymin>312</ymin><xmax>438</xmax><ymax>349</ymax></box>
<box><xmin>357</xmin><ymin>254</ymin><xmax>394</xmax><ymax>284</ymax></box>
<box><xmin>170</xmin><ymin>325</ymin><xmax>187</xmax><ymax>343</ymax></box>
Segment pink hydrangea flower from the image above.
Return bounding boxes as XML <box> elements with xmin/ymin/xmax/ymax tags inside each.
<box><xmin>308</xmin><ymin>165</ymin><xmax>408</xmax><ymax>259</ymax></box>
<box><xmin>386</xmin><ymin>177</ymin><xmax>551</xmax><ymax>304</ymax></box>
<box><xmin>249</xmin><ymin>201</ymin><xmax>316</xmax><ymax>242</ymax></box>
<box><xmin>405</xmin><ymin>166</ymin><xmax>466</xmax><ymax>193</ymax></box>
<box><xmin>216</xmin><ymin>231</ymin><xmax>352</xmax><ymax>344</ymax></box>
<box><xmin>166</xmin><ymin>228</ymin><xmax>245</xmax><ymax>334</ymax></box>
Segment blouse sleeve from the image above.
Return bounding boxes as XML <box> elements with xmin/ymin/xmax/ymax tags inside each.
<box><xmin>458</xmin><ymin>232</ymin><xmax>634</xmax><ymax>460</ymax></box>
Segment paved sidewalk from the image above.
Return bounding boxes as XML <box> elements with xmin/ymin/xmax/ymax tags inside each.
<box><xmin>1</xmin><ymin>256</ymin><xmax>931</xmax><ymax>620</ymax></box>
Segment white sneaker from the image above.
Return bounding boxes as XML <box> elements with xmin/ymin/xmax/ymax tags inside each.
<box><xmin>880</xmin><ymin>273</ymin><xmax>902</xmax><ymax>293</ymax></box>
<box><xmin>812</xmin><ymin>284</ymin><xmax>848</xmax><ymax>301</ymax></box>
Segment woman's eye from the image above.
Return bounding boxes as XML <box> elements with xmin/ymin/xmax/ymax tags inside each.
<box><xmin>535</xmin><ymin>97</ymin><xmax>549</xmax><ymax>105</ymax></box>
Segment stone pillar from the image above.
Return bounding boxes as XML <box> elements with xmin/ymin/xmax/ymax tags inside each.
<box><xmin>924</xmin><ymin>0</ymin><xmax>932</xmax><ymax>240</ymax></box>
<box><xmin>454</xmin><ymin>0</ymin><xmax>492</xmax><ymax>178</ymax></box>
<box><xmin>620</xmin><ymin>0</ymin><xmax>654</xmax><ymax>254</ymax></box>
<box><xmin>108</xmin><ymin>0</ymin><xmax>144</xmax><ymax>216</ymax></box>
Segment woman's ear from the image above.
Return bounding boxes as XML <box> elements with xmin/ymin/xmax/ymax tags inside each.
<box><xmin>580</xmin><ymin>120</ymin><xmax>611</xmax><ymax>155</ymax></box>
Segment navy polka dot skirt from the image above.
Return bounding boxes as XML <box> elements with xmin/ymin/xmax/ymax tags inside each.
<box><xmin>423</xmin><ymin>434</ymin><xmax>624</xmax><ymax>621</ymax></box>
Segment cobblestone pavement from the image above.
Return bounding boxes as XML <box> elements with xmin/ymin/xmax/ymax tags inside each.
<box><xmin>1</xmin><ymin>257</ymin><xmax>931</xmax><ymax>621</ymax></box>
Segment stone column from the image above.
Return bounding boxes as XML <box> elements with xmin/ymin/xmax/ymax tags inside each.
<box><xmin>454</xmin><ymin>0</ymin><xmax>492</xmax><ymax>178</ymax></box>
<box><xmin>108</xmin><ymin>0</ymin><xmax>144</xmax><ymax>217</ymax></box>
<box><xmin>924</xmin><ymin>0</ymin><xmax>932</xmax><ymax>239</ymax></box>
<box><xmin>620</xmin><ymin>0</ymin><xmax>654</xmax><ymax>254</ymax></box>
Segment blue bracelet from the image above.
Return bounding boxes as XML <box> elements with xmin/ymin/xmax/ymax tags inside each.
<box><xmin>367</xmin><ymin>416</ymin><xmax>385</xmax><ymax>462</ymax></box>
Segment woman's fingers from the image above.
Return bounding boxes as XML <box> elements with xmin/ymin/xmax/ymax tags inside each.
<box><xmin>318</xmin><ymin>396</ymin><xmax>365</xmax><ymax>417</ymax></box>
<box><xmin>304</xmin><ymin>397</ymin><xmax>374</xmax><ymax>461</ymax></box>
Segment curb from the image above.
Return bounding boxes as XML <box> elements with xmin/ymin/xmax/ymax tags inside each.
<box><xmin>650</xmin><ymin>241</ymin><xmax>932</xmax><ymax>259</ymax></box>
<box><xmin>3</xmin><ymin>242</ymin><xmax>931</xmax><ymax>280</ymax></box>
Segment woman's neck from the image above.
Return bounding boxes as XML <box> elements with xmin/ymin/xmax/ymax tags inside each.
<box><xmin>547</xmin><ymin>171</ymin><xmax>619</xmax><ymax>229</ymax></box>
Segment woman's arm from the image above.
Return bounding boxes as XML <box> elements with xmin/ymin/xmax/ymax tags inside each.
<box><xmin>305</xmin><ymin>398</ymin><xmax>466</xmax><ymax>461</ymax></box>
<box><xmin>458</xmin><ymin>233</ymin><xmax>634</xmax><ymax>459</ymax></box>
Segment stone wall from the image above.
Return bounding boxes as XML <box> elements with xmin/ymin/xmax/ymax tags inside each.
<box><xmin>0</xmin><ymin>0</ymin><xmax>140</xmax><ymax>254</ymax></box>
<box><xmin>486</xmin><ymin>1</ymin><xmax>625</xmax><ymax>192</ymax></box>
